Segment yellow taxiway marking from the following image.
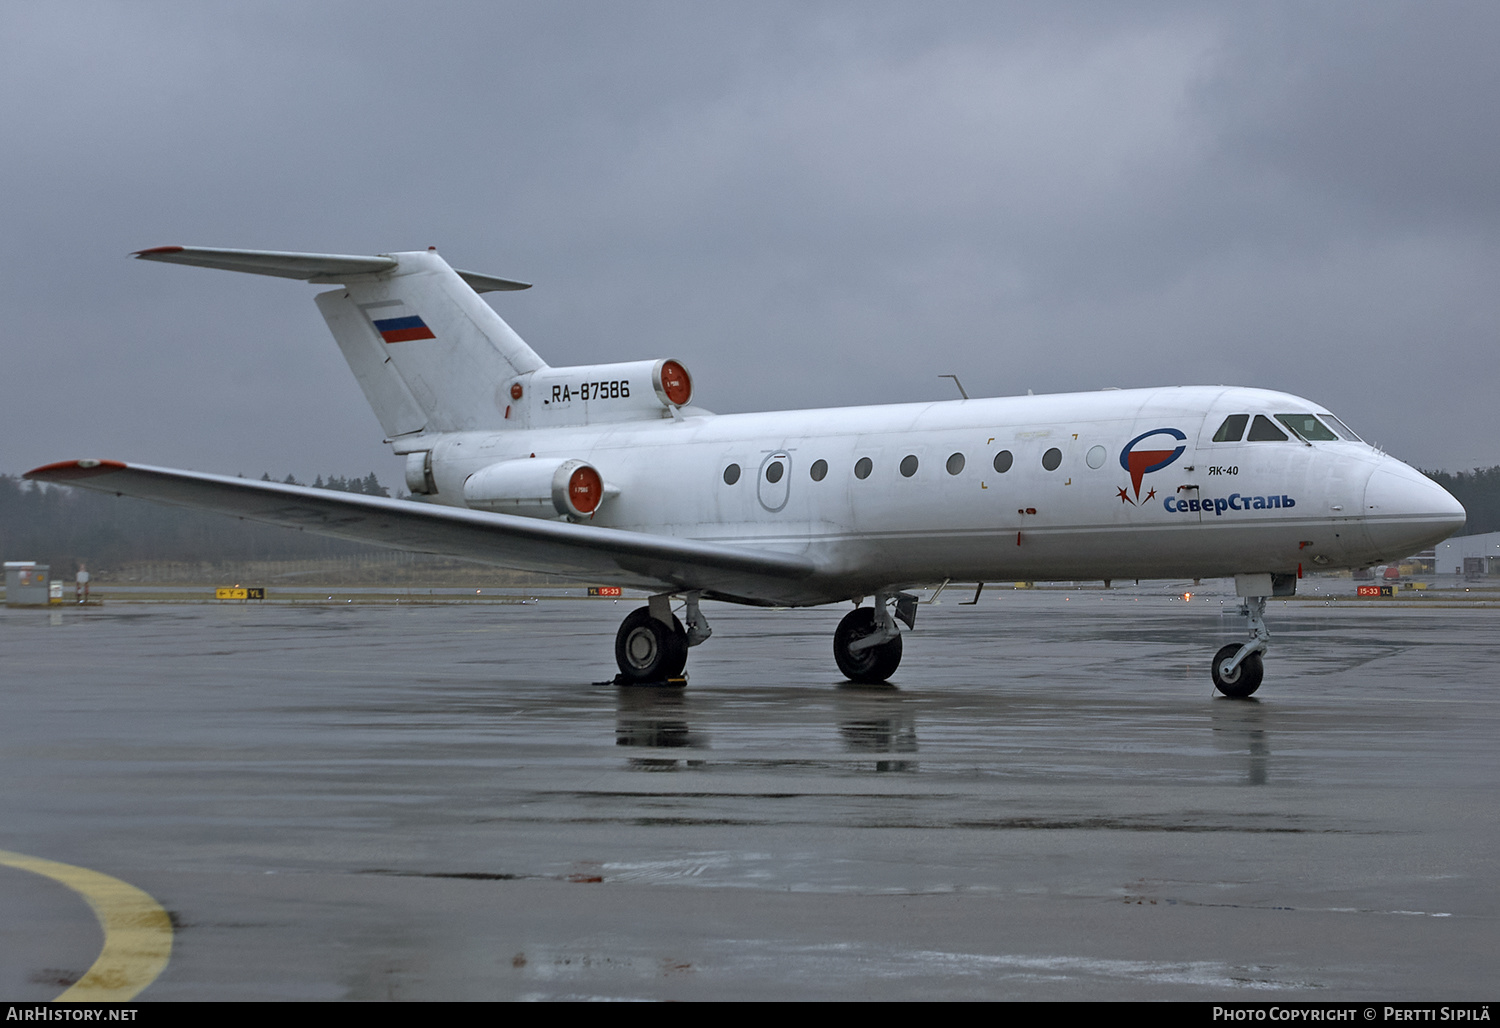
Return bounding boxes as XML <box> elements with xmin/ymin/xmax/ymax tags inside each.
<box><xmin>0</xmin><ymin>849</ymin><xmax>172</xmax><ymax>1001</ymax></box>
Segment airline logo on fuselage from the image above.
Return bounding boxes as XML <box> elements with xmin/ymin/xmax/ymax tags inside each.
<box><xmin>1117</xmin><ymin>428</ymin><xmax>1186</xmax><ymax>505</ymax></box>
<box><xmin>1165</xmin><ymin>493</ymin><xmax>1297</xmax><ymax>515</ymax></box>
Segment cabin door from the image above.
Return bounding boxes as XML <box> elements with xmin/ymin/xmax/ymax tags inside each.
<box><xmin>757</xmin><ymin>452</ymin><xmax>791</xmax><ymax>513</ymax></box>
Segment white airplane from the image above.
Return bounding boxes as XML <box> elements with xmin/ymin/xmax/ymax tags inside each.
<box><xmin>28</xmin><ymin>246</ymin><xmax>1466</xmax><ymax>696</ymax></box>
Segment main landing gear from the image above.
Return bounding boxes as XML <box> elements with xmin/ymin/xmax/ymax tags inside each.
<box><xmin>612</xmin><ymin>589</ymin><xmax>920</xmax><ymax>687</ymax></box>
<box><xmin>834</xmin><ymin>590</ymin><xmax>918</xmax><ymax>684</ymax></box>
<box><xmin>613</xmin><ymin>593</ymin><xmax>711</xmax><ymax>685</ymax></box>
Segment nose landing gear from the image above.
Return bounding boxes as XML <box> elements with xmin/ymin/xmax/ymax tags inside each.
<box><xmin>1212</xmin><ymin>593</ymin><xmax>1269</xmax><ymax>698</ymax></box>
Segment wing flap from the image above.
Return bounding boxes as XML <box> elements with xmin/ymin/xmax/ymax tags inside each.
<box><xmin>24</xmin><ymin>461</ymin><xmax>819</xmax><ymax>604</ymax></box>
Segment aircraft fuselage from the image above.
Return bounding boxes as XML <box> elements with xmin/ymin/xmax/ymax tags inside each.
<box><xmin>408</xmin><ymin>384</ymin><xmax>1460</xmax><ymax>606</ymax></box>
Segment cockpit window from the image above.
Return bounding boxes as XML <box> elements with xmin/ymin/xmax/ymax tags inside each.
<box><xmin>1320</xmin><ymin>413</ymin><xmax>1363</xmax><ymax>442</ymax></box>
<box><xmin>1246</xmin><ymin>414</ymin><xmax>1289</xmax><ymax>441</ymax></box>
<box><xmin>1212</xmin><ymin>414</ymin><xmax>1248</xmax><ymax>442</ymax></box>
<box><xmin>1275</xmin><ymin>414</ymin><xmax>1338</xmax><ymax>441</ymax></box>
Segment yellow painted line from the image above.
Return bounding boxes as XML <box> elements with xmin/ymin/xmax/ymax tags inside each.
<box><xmin>0</xmin><ymin>849</ymin><xmax>173</xmax><ymax>1001</ymax></box>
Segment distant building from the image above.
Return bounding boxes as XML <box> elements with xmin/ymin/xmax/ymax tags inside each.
<box><xmin>1435</xmin><ymin>531</ymin><xmax>1500</xmax><ymax>576</ymax></box>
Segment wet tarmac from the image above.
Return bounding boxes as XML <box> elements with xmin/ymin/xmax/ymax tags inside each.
<box><xmin>1</xmin><ymin>587</ymin><xmax>1497</xmax><ymax>1000</ymax></box>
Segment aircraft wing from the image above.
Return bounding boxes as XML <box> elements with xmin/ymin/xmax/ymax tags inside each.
<box><xmin>24</xmin><ymin>460</ymin><xmax>818</xmax><ymax>605</ymax></box>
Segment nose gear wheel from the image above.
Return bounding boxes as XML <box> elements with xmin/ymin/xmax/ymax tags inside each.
<box><xmin>1211</xmin><ymin>643</ymin><xmax>1263</xmax><ymax>698</ymax></box>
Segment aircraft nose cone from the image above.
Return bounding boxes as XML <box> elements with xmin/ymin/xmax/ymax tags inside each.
<box><xmin>1362</xmin><ymin>460</ymin><xmax>1466</xmax><ymax>558</ymax></box>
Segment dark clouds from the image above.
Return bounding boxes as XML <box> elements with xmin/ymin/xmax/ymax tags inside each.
<box><xmin>2</xmin><ymin>1</ymin><xmax>1495</xmax><ymax>479</ymax></box>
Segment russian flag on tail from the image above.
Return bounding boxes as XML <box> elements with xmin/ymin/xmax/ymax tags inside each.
<box><xmin>361</xmin><ymin>300</ymin><xmax>436</xmax><ymax>343</ymax></box>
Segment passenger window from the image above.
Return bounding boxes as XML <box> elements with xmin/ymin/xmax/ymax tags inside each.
<box><xmin>900</xmin><ymin>455</ymin><xmax>919</xmax><ymax>477</ymax></box>
<box><xmin>1276</xmin><ymin>414</ymin><xmax>1337</xmax><ymax>441</ymax></box>
<box><xmin>723</xmin><ymin>464</ymin><xmax>741</xmax><ymax>485</ymax></box>
<box><xmin>1041</xmin><ymin>447</ymin><xmax>1062</xmax><ymax>471</ymax></box>
<box><xmin>993</xmin><ymin>450</ymin><xmax>1013</xmax><ymax>473</ymax></box>
<box><xmin>1086</xmin><ymin>445</ymin><xmax>1106</xmax><ymax>469</ymax></box>
<box><xmin>1246</xmin><ymin>415</ymin><xmax>1288</xmax><ymax>441</ymax></box>
<box><xmin>765</xmin><ymin>460</ymin><xmax>785</xmax><ymax>483</ymax></box>
<box><xmin>854</xmin><ymin>457</ymin><xmax>873</xmax><ymax>480</ymax></box>
<box><xmin>810</xmin><ymin>459</ymin><xmax>828</xmax><ymax>481</ymax></box>
<box><xmin>1213</xmin><ymin>414</ymin><xmax>1248</xmax><ymax>442</ymax></box>
<box><xmin>946</xmin><ymin>453</ymin><xmax>965</xmax><ymax>475</ymax></box>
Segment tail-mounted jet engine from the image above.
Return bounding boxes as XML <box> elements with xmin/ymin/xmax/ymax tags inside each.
<box><xmin>503</xmin><ymin>358</ymin><xmax>693</xmax><ymax>427</ymax></box>
<box><xmin>463</xmin><ymin>457</ymin><xmax>608</xmax><ymax>520</ymax></box>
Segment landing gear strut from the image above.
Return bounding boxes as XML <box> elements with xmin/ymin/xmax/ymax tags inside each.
<box><xmin>834</xmin><ymin>590</ymin><xmax>917</xmax><ymax>683</ymax></box>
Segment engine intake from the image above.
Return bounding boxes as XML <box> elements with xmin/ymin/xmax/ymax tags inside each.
<box><xmin>505</xmin><ymin>358</ymin><xmax>693</xmax><ymax>427</ymax></box>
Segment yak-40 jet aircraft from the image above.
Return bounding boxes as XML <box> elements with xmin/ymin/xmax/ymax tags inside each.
<box><xmin>29</xmin><ymin>247</ymin><xmax>1466</xmax><ymax>696</ymax></box>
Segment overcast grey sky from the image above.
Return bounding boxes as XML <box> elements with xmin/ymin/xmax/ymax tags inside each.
<box><xmin>3</xmin><ymin>1</ymin><xmax>1496</xmax><ymax>484</ymax></box>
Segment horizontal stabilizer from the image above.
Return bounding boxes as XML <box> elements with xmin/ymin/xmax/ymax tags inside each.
<box><xmin>25</xmin><ymin>460</ymin><xmax>816</xmax><ymax>604</ymax></box>
<box><xmin>454</xmin><ymin>270</ymin><xmax>532</xmax><ymax>293</ymax></box>
<box><xmin>133</xmin><ymin>246</ymin><xmax>531</xmax><ymax>290</ymax></box>
<box><xmin>134</xmin><ymin>246</ymin><xmax>396</xmax><ymax>281</ymax></box>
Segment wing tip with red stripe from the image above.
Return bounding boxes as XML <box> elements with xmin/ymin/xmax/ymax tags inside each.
<box><xmin>24</xmin><ymin>459</ymin><xmax>129</xmax><ymax>482</ymax></box>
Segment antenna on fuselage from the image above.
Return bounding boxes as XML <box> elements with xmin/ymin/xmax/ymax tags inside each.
<box><xmin>939</xmin><ymin>374</ymin><xmax>969</xmax><ymax>400</ymax></box>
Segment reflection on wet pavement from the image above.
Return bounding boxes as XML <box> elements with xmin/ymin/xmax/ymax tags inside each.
<box><xmin>1</xmin><ymin>590</ymin><xmax>1497</xmax><ymax>999</ymax></box>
